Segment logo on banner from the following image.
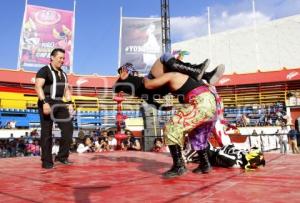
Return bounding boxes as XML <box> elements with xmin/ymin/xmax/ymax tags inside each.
<box><xmin>76</xmin><ymin>78</ymin><xmax>88</xmax><ymax>86</ymax></box>
<box><xmin>34</xmin><ymin>9</ymin><xmax>61</xmax><ymax>25</ymax></box>
<box><xmin>219</xmin><ymin>78</ymin><xmax>230</xmax><ymax>85</ymax></box>
<box><xmin>286</xmin><ymin>71</ymin><xmax>298</xmax><ymax>80</ymax></box>
<box><xmin>31</xmin><ymin>77</ymin><xmax>36</xmax><ymax>84</ymax></box>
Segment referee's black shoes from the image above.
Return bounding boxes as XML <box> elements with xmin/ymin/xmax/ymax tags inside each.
<box><xmin>42</xmin><ymin>162</ymin><xmax>54</xmax><ymax>169</ymax></box>
<box><xmin>54</xmin><ymin>157</ymin><xmax>72</xmax><ymax>165</ymax></box>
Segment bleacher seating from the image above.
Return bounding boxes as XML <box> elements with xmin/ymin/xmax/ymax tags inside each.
<box><xmin>224</xmin><ymin>103</ymin><xmax>286</xmax><ymax>127</ymax></box>
<box><xmin>0</xmin><ymin>108</ymin><xmax>39</xmax><ymax>128</ymax></box>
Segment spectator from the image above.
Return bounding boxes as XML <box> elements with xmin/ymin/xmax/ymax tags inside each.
<box><xmin>7</xmin><ymin>137</ymin><xmax>17</xmax><ymax>157</ymax></box>
<box><xmin>6</xmin><ymin>121</ymin><xmax>11</xmax><ymax>129</ymax></box>
<box><xmin>275</xmin><ymin>118</ymin><xmax>281</xmax><ymax>126</ymax></box>
<box><xmin>24</xmin><ymin>132</ymin><xmax>30</xmax><ymax>143</ymax></box>
<box><xmin>107</xmin><ymin>131</ymin><xmax>117</xmax><ymax>151</ymax></box>
<box><xmin>10</xmin><ymin>120</ymin><xmax>16</xmax><ymax>129</ymax></box>
<box><xmin>78</xmin><ymin>130</ymin><xmax>85</xmax><ymax>140</ymax></box>
<box><xmin>268</xmin><ymin>117</ymin><xmax>273</xmax><ymax>126</ymax></box>
<box><xmin>25</xmin><ymin>139</ymin><xmax>41</xmax><ymax>156</ymax></box>
<box><xmin>99</xmin><ymin>138</ymin><xmax>109</xmax><ymax>152</ymax></box>
<box><xmin>121</xmin><ymin>130</ymin><xmax>141</xmax><ymax>151</ymax></box>
<box><xmin>241</xmin><ymin>114</ymin><xmax>250</xmax><ymax>127</ymax></box>
<box><xmin>279</xmin><ymin>125</ymin><xmax>289</xmax><ymax>154</ymax></box>
<box><xmin>94</xmin><ymin>127</ymin><xmax>101</xmax><ymax>137</ymax></box>
<box><xmin>288</xmin><ymin>125</ymin><xmax>300</xmax><ymax>154</ymax></box>
<box><xmin>52</xmin><ymin>139</ymin><xmax>60</xmax><ymax>156</ymax></box>
<box><xmin>30</xmin><ymin>129</ymin><xmax>39</xmax><ymax>137</ymax></box>
<box><xmin>76</xmin><ymin>137</ymin><xmax>93</xmax><ymax>153</ymax></box>
<box><xmin>99</xmin><ymin>130</ymin><xmax>109</xmax><ymax>142</ymax></box>
<box><xmin>0</xmin><ymin>144</ymin><xmax>4</xmax><ymax>157</ymax></box>
<box><xmin>32</xmin><ymin>140</ymin><xmax>41</xmax><ymax>156</ymax></box>
<box><xmin>17</xmin><ymin>138</ymin><xmax>26</xmax><ymax>157</ymax></box>
<box><xmin>258</xmin><ymin>114</ymin><xmax>265</xmax><ymax>126</ymax></box>
<box><xmin>151</xmin><ymin>137</ymin><xmax>167</xmax><ymax>152</ymax></box>
<box><xmin>0</xmin><ymin>141</ymin><xmax>8</xmax><ymax>158</ymax></box>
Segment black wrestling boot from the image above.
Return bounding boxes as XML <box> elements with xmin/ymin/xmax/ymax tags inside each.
<box><xmin>165</xmin><ymin>58</ymin><xmax>210</xmax><ymax>81</ymax></box>
<box><xmin>192</xmin><ymin>149</ymin><xmax>212</xmax><ymax>174</ymax></box>
<box><xmin>192</xmin><ymin>59</ymin><xmax>210</xmax><ymax>71</ymax></box>
<box><xmin>163</xmin><ymin>145</ymin><xmax>187</xmax><ymax>178</ymax></box>
<box><xmin>202</xmin><ymin>64</ymin><xmax>225</xmax><ymax>84</ymax></box>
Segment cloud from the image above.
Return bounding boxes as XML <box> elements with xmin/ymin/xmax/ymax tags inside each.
<box><xmin>253</xmin><ymin>0</ymin><xmax>300</xmax><ymax>19</ymax></box>
<box><xmin>212</xmin><ymin>11</ymin><xmax>270</xmax><ymax>33</ymax></box>
<box><xmin>171</xmin><ymin>11</ymin><xmax>270</xmax><ymax>42</ymax></box>
<box><xmin>170</xmin><ymin>0</ymin><xmax>300</xmax><ymax>42</ymax></box>
<box><xmin>171</xmin><ymin>16</ymin><xmax>207</xmax><ymax>42</ymax></box>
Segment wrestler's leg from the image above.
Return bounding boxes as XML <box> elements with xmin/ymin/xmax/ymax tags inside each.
<box><xmin>149</xmin><ymin>53</ymin><xmax>223</xmax><ymax>84</ymax></box>
<box><xmin>150</xmin><ymin>53</ymin><xmax>208</xmax><ymax>80</ymax></box>
<box><xmin>163</xmin><ymin>90</ymin><xmax>217</xmax><ymax>177</ymax></box>
<box><xmin>148</xmin><ymin>57</ymin><xmax>166</xmax><ymax>78</ymax></box>
<box><xmin>189</xmin><ymin>123</ymin><xmax>214</xmax><ymax>173</ymax></box>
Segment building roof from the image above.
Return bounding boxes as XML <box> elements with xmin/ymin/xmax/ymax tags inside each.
<box><xmin>0</xmin><ymin>68</ymin><xmax>118</xmax><ymax>88</ymax></box>
<box><xmin>215</xmin><ymin>67</ymin><xmax>300</xmax><ymax>86</ymax></box>
<box><xmin>0</xmin><ymin>67</ymin><xmax>299</xmax><ymax>88</ymax></box>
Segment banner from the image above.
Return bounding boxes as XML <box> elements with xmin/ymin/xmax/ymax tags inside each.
<box><xmin>120</xmin><ymin>17</ymin><xmax>162</xmax><ymax>75</ymax></box>
<box><xmin>20</xmin><ymin>4</ymin><xmax>74</xmax><ymax>71</ymax></box>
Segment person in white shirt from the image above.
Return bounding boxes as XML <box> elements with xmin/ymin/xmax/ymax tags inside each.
<box><xmin>107</xmin><ymin>133</ymin><xmax>117</xmax><ymax>151</ymax></box>
<box><xmin>76</xmin><ymin>137</ymin><xmax>92</xmax><ymax>153</ymax></box>
<box><xmin>279</xmin><ymin>125</ymin><xmax>289</xmax><ymax>154</ymax></box>
<box><xmin>52</xmin><ymin>139</ymin><xmax>60</xmax><ymax>156</ymax></box>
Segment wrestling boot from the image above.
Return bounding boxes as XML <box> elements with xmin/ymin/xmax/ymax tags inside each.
<box><xmin>165</xmin><ymin>58</ymin><xmax>210</xmax><ymax>81</ymax></box>
<box><xmin>163</xmin><ymin>145</ymin><xmax>187</xmax><ymax>178</ymax></box>
<box><xmin>192</xmin><ymin>149</ymin><xmax>212</xmax><ymax>174</ymax></box>
<box><xmin>202</xmin><ymin>64</ymin><xmax>225</xmax><ymax>84</ymax></box>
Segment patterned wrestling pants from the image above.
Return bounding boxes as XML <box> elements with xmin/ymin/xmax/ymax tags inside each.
<box><xmin>164</xmin><ymin>85</ymin><xmax>217</xmax><ymax>149</ymax></box>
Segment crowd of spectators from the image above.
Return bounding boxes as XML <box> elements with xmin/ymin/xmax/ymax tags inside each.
<box><xmin>0</xmin><ymin>129</ymin><xmax>145</xmax><ymax>158</ymax></box>
<box><xmin>227</xmin><ymin>104</ymin><xmax>289</xmax><ymax>127</ymax></box>
<box><xmin>0</xmin><ymin>134</ymin><xmax>40</xmax><ymax>158</ymax></box>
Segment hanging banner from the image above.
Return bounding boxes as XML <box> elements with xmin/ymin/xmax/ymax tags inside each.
<box><xmin>20</xmin><ymin>4</ymin><xmax>74</xmax><ymax>71</ymax></box>
<box><xmin>120</xmin><ymin>17</ymin><xmax>162</xmax><ymax>75</ymax></box>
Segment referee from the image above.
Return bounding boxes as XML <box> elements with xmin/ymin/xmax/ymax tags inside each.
<box><xmin>35</xmin><ymin>48</ymin><xmax>74</xmax><ymax>169</ymax></box>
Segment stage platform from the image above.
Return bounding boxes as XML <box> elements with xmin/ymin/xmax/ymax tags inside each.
<box><xmin>0</xmin><ymin>151</ymin><xmax>299</xmax><ymax>203</ymax></box>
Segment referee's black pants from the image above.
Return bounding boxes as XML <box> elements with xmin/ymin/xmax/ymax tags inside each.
<box><xmin>38</xmin><ymin>102</ymin><xmax>73</xmax><ymax>165</ymax></box>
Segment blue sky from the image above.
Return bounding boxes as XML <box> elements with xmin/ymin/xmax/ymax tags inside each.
<box><xmin>0</xmin><ymin>0</ymin><xmax>299</xmax><ymax>76</ymax></box>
